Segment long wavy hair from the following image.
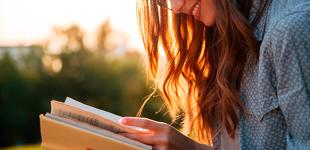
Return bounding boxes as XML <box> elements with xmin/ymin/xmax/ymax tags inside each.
<box><xmin>136</xmin><ymin>0</ymin><xmax>271</xmax><ymax>144</ymax></box>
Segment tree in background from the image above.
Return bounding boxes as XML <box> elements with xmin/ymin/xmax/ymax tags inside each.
<box><xmin>0</xmin><ymin>21</ymin><xmax>169</xmax><ymax>147</ymax></box>
<box><xmin>96</xmin><ymin>20</ymin><xmax>112</xmax><ymax>51</ymax></box>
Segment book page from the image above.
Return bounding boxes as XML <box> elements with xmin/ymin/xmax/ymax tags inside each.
<box><xmin>64</xmin><ymin>97</ymin><xmax>148</xmax><ymax>132</ymax></box>
<box><xmin>65</xmin><ymin>97</ymin><xmax>121</xmax><ymax>124</ymax></box>
<box><xmin>50</xmin><ymin>98</ymin><xmax>148</xmax><ymax>134</ymax></box>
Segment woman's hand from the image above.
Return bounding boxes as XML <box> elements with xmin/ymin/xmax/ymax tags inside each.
<box><xmin>119</xmin><ymin>117</ymin><xmax>211</xmax><ymax>150</ymax></box>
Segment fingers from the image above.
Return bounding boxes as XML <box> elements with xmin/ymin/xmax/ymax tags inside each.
<box><xmin>120</xmin><ymin>133</ymin><xmax>170</xmax><ymax>148</ymax></box>
<box><xmin>120</xmin><ymin>117</ymin><xmax>166</xmax><ymax>131</ymax></box>
<box><xmin>120</xmin><ymin>133</ymin><xmax>154</xmax><ymax>145</ymax></box>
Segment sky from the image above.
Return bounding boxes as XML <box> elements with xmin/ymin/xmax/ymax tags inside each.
<box><xmin>0</xmin><ymin>0</ymin><xmax>143</xmax><ymax>50</ymax></box>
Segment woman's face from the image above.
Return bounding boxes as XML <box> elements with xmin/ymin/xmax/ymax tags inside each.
<box><xmin>167</xmin><ymin>0</ymin><xmax>216</xmax><ymax>26</ymax></box>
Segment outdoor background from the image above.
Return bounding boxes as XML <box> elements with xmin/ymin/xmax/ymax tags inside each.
<box><xmin>0</xmin><ymin>0</ymin><xmax>170</xmax><ymax>148</ymax></box>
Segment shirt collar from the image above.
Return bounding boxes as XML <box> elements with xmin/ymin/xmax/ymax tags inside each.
<box><xmin>250</xmin><ymin>0</ymin><xmax>309</xmax><ymax>41</ymax></box>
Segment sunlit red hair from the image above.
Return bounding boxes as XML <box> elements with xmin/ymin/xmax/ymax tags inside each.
<box><xmin>137</xmin><ymin>0</ymin><xmax>271</xmax><ymax>144</ymax></box>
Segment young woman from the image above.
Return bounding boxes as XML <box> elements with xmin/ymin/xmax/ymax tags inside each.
<box><xmin>120</xmin><ymin>0</ymin><xmax>310</xmax><ymax>149</ymax></box>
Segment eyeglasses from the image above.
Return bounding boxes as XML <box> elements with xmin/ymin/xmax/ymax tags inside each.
<box><xmin>156</xmin><ymin>0</ymin><xmax>173</xmax><ymax>10</ymax></box>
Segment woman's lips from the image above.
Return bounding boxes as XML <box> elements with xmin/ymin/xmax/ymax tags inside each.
<box><xmin>192</xmin><ymin>1</ymin><xmax>201</xmax><ymax>21</ymax></box>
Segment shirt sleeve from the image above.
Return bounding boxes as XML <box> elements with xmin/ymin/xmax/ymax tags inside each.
<box><xmin>271</xmin><ymin>10</ymin><xmax>310</xmax><ymax>149</ymax></box>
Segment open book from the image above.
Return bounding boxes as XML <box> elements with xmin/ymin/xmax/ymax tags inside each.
<box><xmin>39</xmin><ymin>97</ymin><xmax>152</xmax><ymax>150</ymax></box>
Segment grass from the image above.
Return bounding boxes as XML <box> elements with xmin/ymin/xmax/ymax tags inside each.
<box><xmin>0</xmin><ymin>144</ymin><xmax>43</xmax><ymax>150</ymax></box>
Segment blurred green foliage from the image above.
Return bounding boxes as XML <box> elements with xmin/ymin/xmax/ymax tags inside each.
<box><xmin>0</xmin><ymin>22</ymin><xmax>169</xmax><ymax>147</ymax></box>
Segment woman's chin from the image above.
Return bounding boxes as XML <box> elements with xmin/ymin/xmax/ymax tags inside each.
<box><xmin>201</xmin><ymin>19</ymin><xmax>215</xmax><ymax>27</ymax></box>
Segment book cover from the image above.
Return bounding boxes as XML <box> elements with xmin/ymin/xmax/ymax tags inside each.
<box><xmin>39</xmin><ymin>97</ymin><xmax>152</xmax><ymax>150</ymax></box>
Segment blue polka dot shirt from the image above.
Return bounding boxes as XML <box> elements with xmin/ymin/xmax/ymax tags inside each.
<box><xmin>215</xmin><ymin>0</ymin><xmax>310</xmax><ymax>149</ymax></box>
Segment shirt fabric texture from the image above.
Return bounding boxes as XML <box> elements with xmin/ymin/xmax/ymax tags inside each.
<box><xmin>214</xmin><ymin>0</ymin><xmax>310</xmax><ymax>149</ymax></box>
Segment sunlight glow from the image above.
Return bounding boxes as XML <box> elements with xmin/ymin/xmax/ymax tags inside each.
<box><xmin>0</xmin><ymin>0</ymin><xmax>144</xmax><ymax>51</ymax></box>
